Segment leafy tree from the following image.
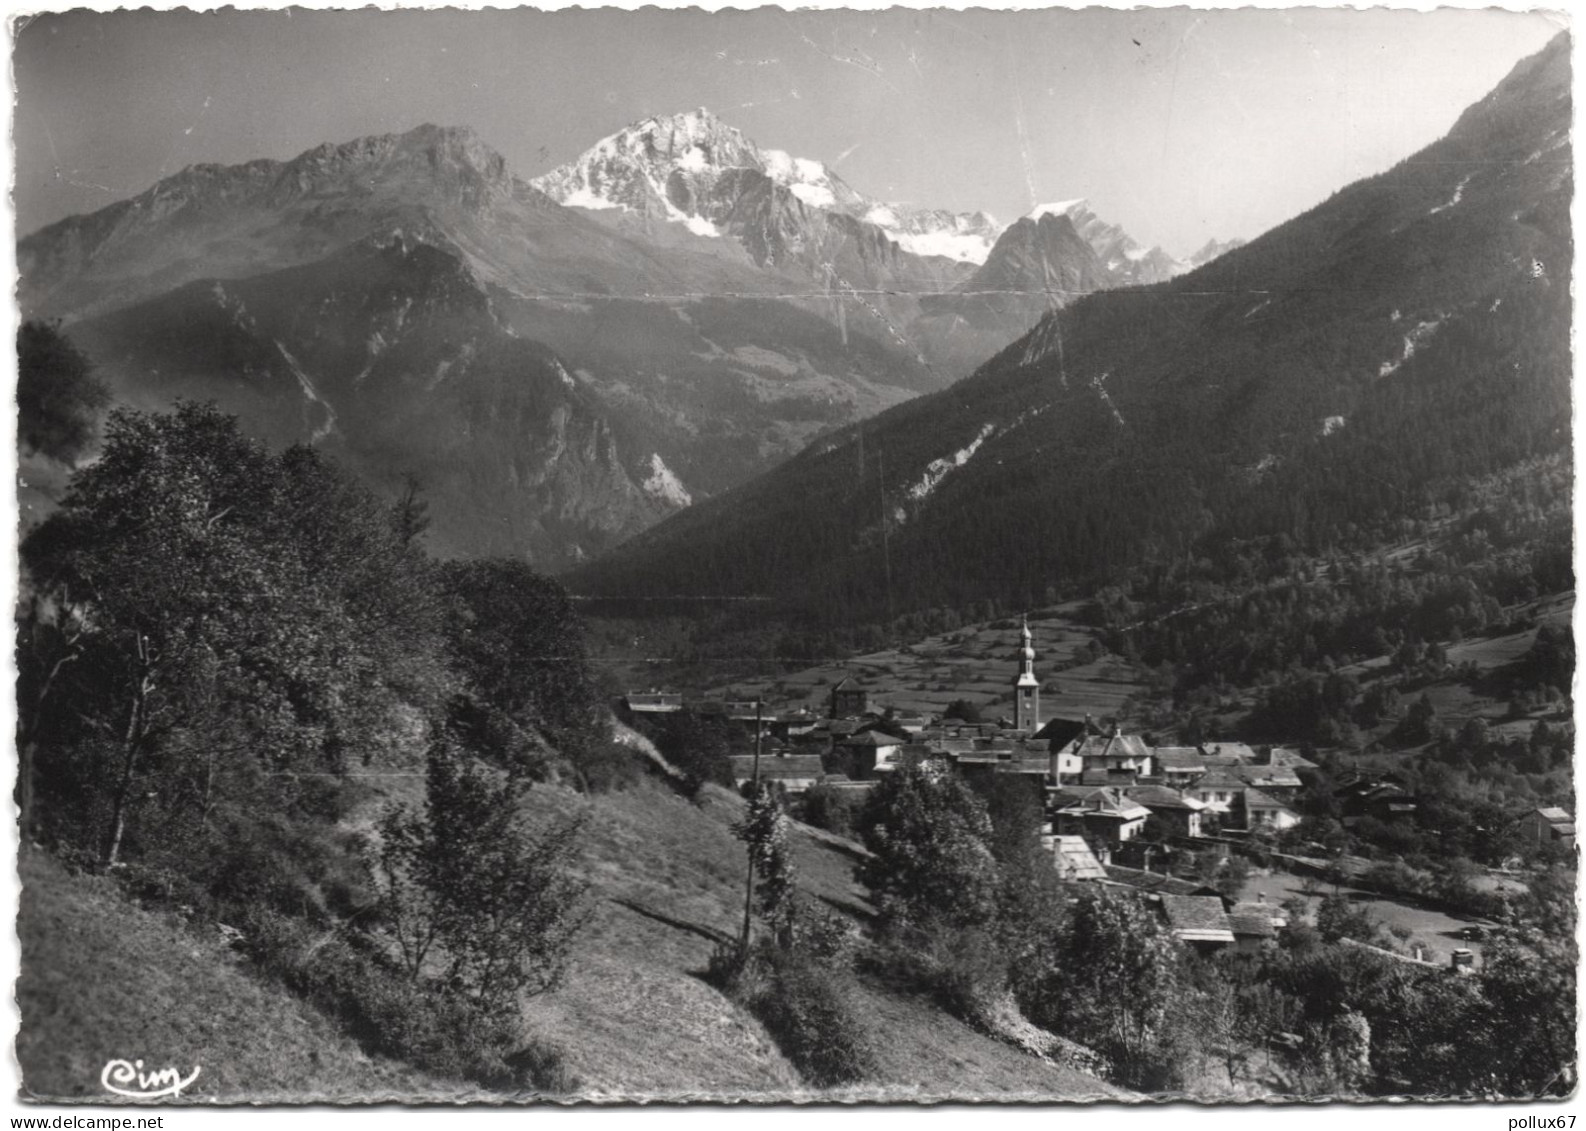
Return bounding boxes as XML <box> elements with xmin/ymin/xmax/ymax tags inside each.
<box><xmin>1477</xmin><ymin>928</ymin><xmax>1577</xmax><ymax>1096</ymax></box>
<box><xmin>973</xmin><ymin>774</ymin><xmax>1064</xmax><ymax>963</ymax></box>
<box><xmin>942</xmin><ymin>699</ymin><xmax>984</xmax><ymax>724</ymax></box>
<box><xmin>17</xmin><ymin>320</ymin><xmax>111</xmax><ymax>464</ymax></box>
<box><xmin>1315</xmin><ymin>893</ymin><xmax>1381</xmax><ymax>945</ymax></box>
<box><xmin>648</xmin><ymin>709</ymin><xmax>739</xmax><ymax>797</ymax></box>
<box><xmin>390</xmin><ymin>472</ymin><xmax>432</xmax><ymax>547</ymax></box>
<box><xmin>20</xmin><ymin>403</ymin><xmax>447</xmax><ymax>865</ymax></box>
<box><xmin>1019</xmin><ymin>888</ymin><xmax>1197</xmax><ymax>1091</ymax></box>
<box><xmin>441</xmin><ymin>559</ymin><xmax>602</xmax><ymax>778</ymax></box>
<box><xmin>856</xmin><ymin>760</ymin><xmax>998</xmax><ymax>936</ymax></box>
<box><xmin>735</xmin><ymin>785</ymin><xmax>797</xmax><ymax>947</ymax></box>
<box><xmin>798</xmin><ymin>780</ymin><xmax>860</xmax><ymax>837</ymax></box>
<box><xmin>371</xmin><ymin>742</ymin><xmax>590</xmax><ymax>1016</ymax></box>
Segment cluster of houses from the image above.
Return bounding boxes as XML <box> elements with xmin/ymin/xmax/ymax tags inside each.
<box><xmin>623</xmin><ymin>620</ymin><xmax>1315</xmax><ymax>867</ymax></box>
<box><xmin>622</xmin><ymin>618</ymin><xmax>1569</xmax><ymax>961</ymax></box>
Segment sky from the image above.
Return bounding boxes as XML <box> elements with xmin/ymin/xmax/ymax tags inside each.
<box><xmin>11</xmin><ymin>6</ymin><xmax>1567</xmax><ymax>257</ymax></box>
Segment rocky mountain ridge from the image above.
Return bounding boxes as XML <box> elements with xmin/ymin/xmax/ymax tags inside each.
<box><xmin>21</xmin><ymin>110</ymin><xmax>1245</xmax><ymax>569</ymax></box>
<box><xmin>567</xmin><ymin>35</ymin><xmax>1572</xmax><ymax>628</ymax></box>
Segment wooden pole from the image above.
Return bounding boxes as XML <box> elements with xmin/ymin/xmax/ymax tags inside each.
<box><xmin>739</xmin><ymin>698</ymin><xmax>764</xmax><ymax>955</ymax></box>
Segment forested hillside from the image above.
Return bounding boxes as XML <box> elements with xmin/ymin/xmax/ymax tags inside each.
<box><xmin>569</xmin><ymin>35</ymin><xmax>1571</xmax><ymax>649</ymax></box>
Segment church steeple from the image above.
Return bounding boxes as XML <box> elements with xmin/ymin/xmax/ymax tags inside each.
<box><xmin>1014</xmin><ymin>616</ymin><xmax>1040</xmax><ymax>732</ymax></box>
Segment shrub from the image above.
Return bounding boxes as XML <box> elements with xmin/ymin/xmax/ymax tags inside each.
<box><xmin>567</xmin><ymin>738</ymin><xmax>645</xmax><ymax>793</ymax></box>
<box><xmin>370</xmin><ymin>743</ymin><xmax>591</xmax><ymax>1014</ymax></box>
<box><xmin>747</xmin><ymin>945</ymin><xmax>877</xmax><ymax>1088</ymax></box>
<box><xmin>799</xmin><ymin>781</ymin><xmax>860</xmax><ymax>837</ymax></box>
<box><xmin>240</xmin><ymin>907</ymin><xmax>575</xmax><ymax>1092</ymax></box>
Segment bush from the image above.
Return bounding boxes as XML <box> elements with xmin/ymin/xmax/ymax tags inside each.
<box><xmin>799</xmin><ymin>781</ymin><xmax>860</xmax><ymax>837</ymax></box>
<box><xmin>567</xmin><ymin>738</ymin><xmax>645</xmax><ymax>794</ymax></box>
<box><xmin>370</xmin><ymin>743</ymin><xmax>591</xmax><ymax>1014</ymax></box>
<box><xmin>240</xmin><ymin>907</ymin><xmax>575</xmax><ymax>1092</ymax></box>
<box><xmin>751</xmin><ymin>946</ymin><xmax>877</xmax><ymax>1088</ymax></box>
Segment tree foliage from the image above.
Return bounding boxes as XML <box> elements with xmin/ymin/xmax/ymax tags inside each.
<box><xmin>856</xmin><ymin>760</ymin><xmax>999</xmax><ymax>936</ymax></box>
<box><xmin>440</xmin><ymin>558</ymin><xmax>602</xmax><ymax>778</ymax></box>
<box><xmin>734</xmin><ymin>785</ymin><xmax>797</xmax><ymax>946</ymax></box>
<box><xmin>1018</xmin><ymin>887</ymin><xmax>1197</xmax><ymax>1092</ymax></box>
<box><xmin>19</xmin><ymin>402</ymin><xmax>449</xmax><ymax>864</ymax></box>
<box><xmin>371</xmin><ymin>742</ymin><xmax>591</xmax><ymax>1015</ymax></box>
<box><xmin>18</xmin><ymin>320</ymin><xmax>111</xmax><ymax>464</ymax></box>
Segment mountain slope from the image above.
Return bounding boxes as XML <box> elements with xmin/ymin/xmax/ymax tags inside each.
<box><xmin>911</xmin><ymin>212</ymin><xmax>1114</xmax><ymax>372</ymax></box>
<box><xmin>534</xmin><ymin>109</ymin><xmax>1232</xmax><ymax>378</ymax></box>
<box><xmin>20</xmin><ymin>124</ymin><xmax>950</xmax><ymax>566</ymax></box>
<box><xmin>17</xmin><ymin>850</ymin><xmax>460</xmax><ymax>1102</ymax></box>
<box><xmin>567</xmin><ymin>35</ymin><xmax>1572</xmax><ymax>627</ymax></box>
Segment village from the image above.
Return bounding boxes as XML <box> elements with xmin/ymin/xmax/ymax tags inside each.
<box><xmin>622</xmin><ymin>618</ymin><xmax>1568</xmax><ymax>973</ymax></box>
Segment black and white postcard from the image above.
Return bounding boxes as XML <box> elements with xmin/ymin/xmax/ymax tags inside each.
<box><xmin>10</xmin><ymin>3</ymin><xmax>1574</xmax><ymax>1110</ymax></box>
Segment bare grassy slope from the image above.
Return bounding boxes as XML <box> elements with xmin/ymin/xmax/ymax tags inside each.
<box><xmin>508</xmin><ymin>777</ymin><xmax>1123</xmax><ymax>1099</ymax></box>
<box><xmin>15</xmin><ymin>849</ymin><xmax>461</xmax><ymax>1103</ymax></box>
<box><xmin>18</xmin><ymin>768</ymin><xmax>1121</xmax><ymax>1103</ymax></box>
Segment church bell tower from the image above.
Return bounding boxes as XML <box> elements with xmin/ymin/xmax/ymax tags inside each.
<box><xmin>1014</xmin><ymin>616</ymin><xmax>1040</xmax><ymax>732</ymax></box>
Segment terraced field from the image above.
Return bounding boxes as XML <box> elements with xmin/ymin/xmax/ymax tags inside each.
<box><xmin>713</xmin><ymin>601</ymin><xmax>1146</xmax><ymax>726</ymax></box>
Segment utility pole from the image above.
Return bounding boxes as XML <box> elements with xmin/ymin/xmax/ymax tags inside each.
<box><xmin>878</xmin><ymin>450</ymin><xmax>895</xmax><ymax>635</ymax></box>
<box><xmin>739</xmin><ymin>697</ymin><xmax>764</xmax><ymax>955</ymax></box>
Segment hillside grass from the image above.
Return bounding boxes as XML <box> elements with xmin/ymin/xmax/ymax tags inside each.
<box><xmin>358</xmin><ymin>771</ymin><xmax>1123</xmax><ymax>1100</ymax></box>
<box><xmin>19</xmin><ymin>749</ymin><xmax>1123</xmax><ymax>1103</ymax></box>
<box><xmin>16</xmin><ymin>849</ymin><xmax>464</xmax><ymax>1104</ymax></box>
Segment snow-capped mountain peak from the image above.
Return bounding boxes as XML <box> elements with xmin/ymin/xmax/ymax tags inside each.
<box><xmin>529</xmin><ymin>107</ymin><xmax>762</xmax><ymax>224</ymax></box>
<box><xmin>536</xmin><ymin>108</ymin><xmax>1004</xmax><ymax>263</ymax></box>
<box><xmin>1025</xmin><ymin>199</ymin><xmax>1088</xmax><ymax>222</ymax></box>
<box><xmin>533</xmin><ymin>109</ymin><xmax>1245</xmax><ymax>278</ymax></box>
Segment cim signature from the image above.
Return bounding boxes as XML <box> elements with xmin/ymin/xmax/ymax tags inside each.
<box><xmin>100</xmin><ymin>1059</ymin><xmax>202</xmax><ymax>1099</ymax></box>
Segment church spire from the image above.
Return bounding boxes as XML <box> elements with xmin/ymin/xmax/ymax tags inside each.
<box><xmin>1014</xmin><ymin>615</ymin><xmax>1040</xmax><ymax>732</ymax></box>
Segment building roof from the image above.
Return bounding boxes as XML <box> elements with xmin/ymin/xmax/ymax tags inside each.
<box><xmin>728</xmin><ymin>754</ymin><xmax>826</xmax><ymax>781</ymax></box>
<box><xmin>1199</xmin><ymin>742</ymin><xmax>1257</xmax><ymax>762</ymax></box>
<box><xmin>1191</xmin><ymin>772</ymin><xmax>1248</xmax><ymax>793</ymax></box>
<box><xmin>1243</xmin><ymin>787</ymin><xmax>1296</xmax><ymax>814</ymax></box>
<box><xmin>1050</xmin><ymin>835</ymin><xmax>1108</xmax><ymax>881</ymax></box>
<box><xmin>1154</xmin><ymin>747</ymin><xmax>1207</xmax><ymax>772</ymax></box>
<box><xmin>1231</xmin><ymin>900</ymin><xmax>1288</xmax><ymax>928</ymax></box>
<box><xmin>837</xmin><ymin>729</ymin><xmax>904</xmax><ymax>748</ymax></box>
<box><xmin>1234</xmin><ymin>764</ymin><xmax>1304</xmax><ymax>789</ymax></box>
<box><xmin>1265</xmin><ymin>746</ymin><xmax>1319</xmax><ymax>770</ymax></box>
<box><xmin>1535</xmin><ymin>807</ymin><xmax>1574</xmax><ymax>823</ymax></box>
<box><xmin>1160</xmin><ymin>894</ymin><xmax>1237</xmax><ymax>943</ymax></box>
<box><xmin>1076</xmin><ymin>733</ymin><xmax>1153</xmax><ymax>762</ymax></box>
<box><xmin>625</xmin><ymin>692</ymin><xmax>684</xmax><ymax>711</ymax></box>
<box><xmin>1103</xmin><ymin>866</ymin><xmax>1208</xmax><ymax>897</ymax></box>
<box><xmin>1033</xmin><ymin>717</ymin><xmax>1091</xmax><ymax>748</ymax></box>
<box><xmin>1228</xmin><ymin>912</ymin><xmax>1277</xmax><ymax>939</ymax></box>
<box><xmin>1056</xmin><ymin>788</ymin><xmax>1151</xmax><ymax>822</ymax></box>
<box><xmin>1125</xmin><ymin>785</ymin><xmax>1206</xmax><ymax>812</ymax></box>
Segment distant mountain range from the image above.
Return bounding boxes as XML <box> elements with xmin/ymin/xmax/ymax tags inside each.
<box><xmin>19</xmin><ymin>108</ymin><xmax>1237</xmax><ymax>567</ymax></box>
<box><xmin>531</xmin><ymin>108</ymin><xmax>1208</xmax><ymax>277</ymax></box>
<box><xmin>568</xmin><ymin>35</ymin><xmax>1572</xmax><ymax>625</ymax></box>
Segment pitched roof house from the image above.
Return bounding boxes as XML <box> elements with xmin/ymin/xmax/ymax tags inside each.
<box><xmin>1053</xmin><ymin>788</ymin><xmax>1151</xmax><ymax>860</ymax></box>
<box><xmin>1241</xmin><ymin>787</ymin><xmax>1301</xmax><ymax>831</ymax></box>
<box><xmin>728</xmin><ymin>752</ymin><xmax>826</xmax><ymax>792</ymax></box>
<box><xmin>1518</xmin><ymin>806</ymin><xmax>1575</xmax><ymax>848</ymax></box>
<box><xmin>1124</xmin><ymin>784</ymin><xmax>1208</xmax><ymax>838</ymax></box>
<box><xmin>1186</xmin><ymin>772</ymin><xmax>1247</xmax><ymax>814</ymax></box>
<box><xmin>1047</xmin><ymin>834</ymin><xmax>1108</xmax><ymax>881</ymax></box>
<box><xmin>1159</xmin><ymin>894</ymin><xmax>1237</xmax><ymax>948</ymax></box>
<box><xmin>1152</xmin><ymin>747</ymin><xmax>1207</xmax><ymax>785</ymax></box>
